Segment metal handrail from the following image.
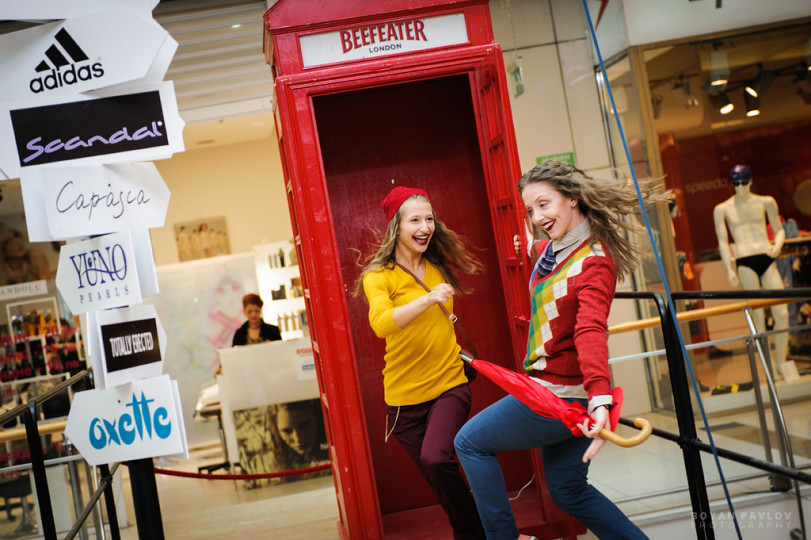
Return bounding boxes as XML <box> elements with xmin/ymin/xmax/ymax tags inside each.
<box><xmin>616</xmin><ymin>290</ymin><xmax>714</xmax><ymax>537</ymax></box>
<box><xmin>616</xmin><ymin>417</ymin><xmax>811</xmax><ymax>484</ymax></box>
<box><xmin>614</xmin><ymin>288</ymin><xmax>811</xmax><ymax>540</ymax></box>
<box><xmin>63</xmin><ymin>463</ymin><xmax>120</xmax><ymax>540</ymax></box>
<box><xmin>0</xmin><ymin>370</ymin><xmax>88</xmax><ymax>427</ymax></box>
<box><xmin>609</xmin><ymin>297</ymin><xmax>795</xmax><ymax>335</ymax></box>
<box><xmin>0</xmin><ymin>369</ymin><xmax>121</xmax><ymax>540</ymax></box>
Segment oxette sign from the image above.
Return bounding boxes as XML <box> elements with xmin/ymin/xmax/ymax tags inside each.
<box><xmin>55</xmin><ymin>230</ymin><xmax>142</xmax><ymax>314</ymax></box>
<box><xmin>64</xmin><ymin>374</ymin><xmax>188</xmax><ymax>466</ymax></box>
<box><xmin>0</xmin><ymin>81</ymin><xmax>184</xmax><ymax>180</ymax></box>
<box><xmin>0</xmin><ymin>7</ymin><xmax>174</xmax><ymax>101</ymax></box>
<box><xmin>299</xmin><ymin>12</ymin><xmax>469</xmax><ymax>68</ymax></box>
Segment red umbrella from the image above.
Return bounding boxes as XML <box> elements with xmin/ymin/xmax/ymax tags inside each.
<box><xmin>461</xmin><ymin>353</ymin><xmax>651</xmax><ymax>447</ymax></box>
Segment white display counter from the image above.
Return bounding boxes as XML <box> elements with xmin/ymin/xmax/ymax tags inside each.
<box><xmin>217</xmin><ymin>338</ymin><xmax>318</xmax><ymax>465</ymax></box>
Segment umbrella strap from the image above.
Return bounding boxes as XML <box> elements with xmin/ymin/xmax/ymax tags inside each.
<box><xmin>395</xmin><ymin>263</ymin><xmax>479</xmax><ymax>358</ymax></box>
<box><xmin>384</xmin><ymin>406</ymin><xmax>400</xmax><ymax>443</ymax></box>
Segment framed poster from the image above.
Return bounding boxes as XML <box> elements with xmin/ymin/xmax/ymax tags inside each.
<box><xmin>174</xmin><ymin>216</ymin><xmax>230</xmax><ymax>261</ymax></box>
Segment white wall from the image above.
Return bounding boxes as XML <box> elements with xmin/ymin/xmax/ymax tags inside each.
<box><xmin>622</xmin><ymin>0</ymin><xmax>811</xmax><ymax>46</ymax></box>
<box><xmin>150</xmin><ymin>136</ymin><xmax>292</xmax><ymax>266</ymax></box>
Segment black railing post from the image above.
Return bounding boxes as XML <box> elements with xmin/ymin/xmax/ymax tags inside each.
<box><xmin>22</xmin><ymin>401</ymin><xmax>57</xmax><ymax>540</ymax></box>
<box><xmin>99</xmin><ymin>464</ymin><xmax>121</xmax><ymax>540</ymax></box>
<box><xmin>653</xmin><ymin>294</ymin><xmax>715</xmax><ymax>539</ymax></box>
<box><xmin>128</xmin><ymin>458</ymin><xmax>165</xmax><ymax>539</ymax></box>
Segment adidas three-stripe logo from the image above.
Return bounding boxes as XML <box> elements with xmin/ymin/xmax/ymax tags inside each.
<box><xmin>29</xmin><ymin>28</ymin><xmax>104</xmax><ymax>94</ymax></box>
<box><xmin>35</xmin><ymin>28</ymin><xmax>89</xmax><ymax>72</ymax></box>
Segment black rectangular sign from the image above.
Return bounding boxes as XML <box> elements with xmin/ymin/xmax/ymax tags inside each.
<box><xmin>10</xmin><ymin>90</ymin><xmax>168</xmax><ymax>168</ymax></box>
<box><xmin>101</xmin><ymin>317</ymin><xmax>161</xmax><ymax>373</ymax></box>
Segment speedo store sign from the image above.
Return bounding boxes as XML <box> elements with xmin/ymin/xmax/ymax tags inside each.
<box><xmin>0</xmin><ymin>82</ymin><xmax>185</xmax><ymax>178</ymax></box>
<box><xmin>0</xmin><ymin>6</ymin><xmax>172</xmax><ymax>101</ymax></box>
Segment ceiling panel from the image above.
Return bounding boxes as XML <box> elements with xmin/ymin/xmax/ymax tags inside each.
<box><xmin>155</xmin><ymin>0</ymin><xmax>275</xmax><ymax>124</ymax></box>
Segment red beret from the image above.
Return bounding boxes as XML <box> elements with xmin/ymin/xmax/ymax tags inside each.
<box><xmin>381</xmin><ymin>186</ymin><xmax>429</xmax><ymax>222</ymax></box>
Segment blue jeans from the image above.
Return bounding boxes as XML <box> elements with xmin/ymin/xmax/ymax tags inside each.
<box><xmin>454</xmin><ymin>396</ymin><xmax>647</xmax><ymax>540</ymax></box>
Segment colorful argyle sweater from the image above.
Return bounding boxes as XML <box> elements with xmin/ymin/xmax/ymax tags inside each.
<box><xmin>523</xmin><ymin>238</ymin><xmax>615</xmax><ymax>400</ymax></box>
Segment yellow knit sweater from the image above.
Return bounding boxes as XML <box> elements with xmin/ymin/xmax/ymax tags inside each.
<box><xmin>363</xmin><ymin>261</ymin><xmax>467</xmax><ymax>406</ymax></box>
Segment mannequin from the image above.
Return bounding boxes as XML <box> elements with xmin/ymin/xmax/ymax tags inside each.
<box><xmin>713</xmin><ymin>164</ymin><xmax>788</xmax><ymax>376</ymax></box>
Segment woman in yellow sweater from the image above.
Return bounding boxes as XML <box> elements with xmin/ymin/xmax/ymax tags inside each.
<box><xmin>358</xmin><ymin>186</ymin><xmax>485</xmax><ymax>540</ymax></box>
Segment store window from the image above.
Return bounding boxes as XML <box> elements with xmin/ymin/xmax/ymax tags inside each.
<box><xmin>595</xmin><ymin>53</ymin><xmax>676</xmax><ymax>411</ymax></box>
<box><xmin>641</xmin><ymin>22</ymin><xmax>811</xmax><ymax>407</ymax></box>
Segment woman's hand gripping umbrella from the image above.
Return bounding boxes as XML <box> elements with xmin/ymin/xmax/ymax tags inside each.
<box><xmin>460</xmin><ymin>352</ymin><xmax>652</xmax><ymax>455</ymax></box>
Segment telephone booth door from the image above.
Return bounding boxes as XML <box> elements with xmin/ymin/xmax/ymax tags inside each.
<box><xmin>264</xmin><ymin>2</ymin><xmax>582</xmax><ymax>538</ymax></box>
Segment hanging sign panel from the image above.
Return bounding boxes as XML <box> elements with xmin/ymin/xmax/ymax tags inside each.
<box><xmin>0</xmin><ymin>0</ymin><xmax>159</xmax><ymax>21</ymax></box>
<box><xmin>95</xmin><ymin>304</ymin><xmax>166</xmax><ymax>388</ymax></box>
<box><xmin>0</xmin><ymin>81</ymin><xmax>184</xmax><ymax>180</ymax></box>
<box><xmin>55</xmin><ymin>230</ymin><xmax>142</xmax><ymax>314</ymax></box>
<box><xmin>129</xmin><ymin>227</ymin><xmax>160</xmax><ymax>299</ymax></box>
<box><xmin>0</xmin><ymin>280</ymin><xmax>49</xmax><ymax>302</ymax></box>
<box><xmin>0</xmin><ymin>7</ymin><xmax>174</xmax><ymax>102</ymax></box>
<box><xmin>20</xmin><ymin>162</ymin><xmax>171</xmax><ymax>241</ymax></box>
<box><xmin>299</xmin><ymin>12</ymin><xmax>469</xmax><ymax>68</ymax></box>
<box><xmin>64</xmin><ymin>374</ymin><xmax>187</xmax><ymax>466</ymax></box>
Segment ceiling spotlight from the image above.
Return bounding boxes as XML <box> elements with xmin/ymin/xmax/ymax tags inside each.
<box><xmin>672</xmin><ymin>76</ymin><xmax>699</xmax><ymax>108</ymax></box>
<box><xmin>711</xmin><ymin>91</ymin><xmax>734</xmax><ymax>114</ymax></box>
<box><xmin>744</xmin><ymin>92</ymin><xmax>760</xmax><ymax>117</ymax></box>
<box><xmin>745</xmin><ymin>64</ymin><xmax>776</xmax><ymax>97</ymax></box>
<box><xmin>708</xmin><ymin>49</ymin><xmax>730</xmax><ymax>87</ymax></box>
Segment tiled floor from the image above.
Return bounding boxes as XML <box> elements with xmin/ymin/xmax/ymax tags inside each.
<box><xmin>0</xmin><ymin>385</ymin><xmax>809</xmax><ymax>539</ymax></box>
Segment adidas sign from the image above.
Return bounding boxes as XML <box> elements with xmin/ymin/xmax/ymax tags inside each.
<box><xmin>29</xmin><ymin>28</ymin><xmax>104</xmax><ymax>94</ymax></box>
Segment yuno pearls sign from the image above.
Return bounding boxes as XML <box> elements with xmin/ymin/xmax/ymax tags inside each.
<box><xmin>299</xmin><ymin>12</ymin><xmax>469</xmax><ymax>68</ymax></box>
<box><xmin>55</xmin><ymin>230</ymin><xmax>142</xmax><ymax>314</ymax></box>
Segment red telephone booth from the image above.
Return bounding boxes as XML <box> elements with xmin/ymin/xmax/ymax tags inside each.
<box><xmin>264</xmin><ymin>2</ymin><xmax>582</xmax><ymax>538</ymax></box>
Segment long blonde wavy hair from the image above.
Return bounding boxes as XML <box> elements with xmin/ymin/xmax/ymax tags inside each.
<box><xmin>355</xmin><ymin>194</ymin><xmax>483</xmax><ymax>297</ymax></box>
<box><xmin>518</xmin><ymin>160</ymin><xmax>667</xmax><ymax>281</ymax></box>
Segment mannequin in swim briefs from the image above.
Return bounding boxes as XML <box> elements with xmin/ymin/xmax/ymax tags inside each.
<box><xmin>713</xmin><ymin>164</ymin><xmax>788</xmax><ymax>376</ymax></box>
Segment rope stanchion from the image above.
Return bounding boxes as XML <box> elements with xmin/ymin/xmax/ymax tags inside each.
<box><xmin>124</xmin><ymin>461</ymin><xmax>332</xmax><ymax>481</ymax></box>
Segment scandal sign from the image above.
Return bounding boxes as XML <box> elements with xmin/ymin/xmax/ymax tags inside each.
<box><xmin>299</xmin><ymin>12</ymin><xmax>469</xmax><ymax>68</ymax></box>
<box><xmin>0</xmin><ymin>82</ymin><xmax>184</xmax><ymax>179</ymax></box>
<box><xmin>55</xmin><ymin>230</ymin><xmax>142</xmax><ymax>314</ymax></box>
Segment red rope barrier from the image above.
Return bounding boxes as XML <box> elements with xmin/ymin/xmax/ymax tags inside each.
<box><xmin>142</xmin><ymin>462</ymin><xmax>332</xmax><ymax>480</ymax></box>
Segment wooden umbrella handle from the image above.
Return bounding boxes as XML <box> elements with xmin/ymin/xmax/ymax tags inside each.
<box><xmin>599</xmin><ymin>417</ymin><xmax>652</xmax><ymax>448</ymax></box>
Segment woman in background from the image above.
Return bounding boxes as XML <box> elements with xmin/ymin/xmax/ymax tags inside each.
<box><xmin>214</xmin><ymin>294</ymin><xmax>281</xmax><ymax>378</ymax></box>
<box><xmin>232</xmin><ymin>293</ymin><xmax>282</xmax><ymax>346</ymax></box>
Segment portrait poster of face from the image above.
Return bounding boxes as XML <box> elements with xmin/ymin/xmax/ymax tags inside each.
<box><xmin>232</xmin><ymin>398</ymin><xmax>330</xmax><ymax>489</ymax></box>
<box><xmin>0</xmin><ymin>179</ymin><xmax>61</xmax><ymax>288</ymax></box>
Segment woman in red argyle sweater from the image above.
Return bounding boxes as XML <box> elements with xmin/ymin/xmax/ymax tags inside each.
<box><xmin>455</xmin><ymin>160</ymin><xmax>664</xmax><ymax>540</ymax></box>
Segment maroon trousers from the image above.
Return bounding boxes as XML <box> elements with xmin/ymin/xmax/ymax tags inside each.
<box><xmin>386</xmin><ymin>384</ymin><xmax>485</xmax><ymax>540</ymax></box>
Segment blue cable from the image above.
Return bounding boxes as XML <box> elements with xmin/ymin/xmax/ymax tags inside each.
<box><xmin>579</xmin><ymin>1</ymin><xmax>743</xmax><ymax>538</ymax></box>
